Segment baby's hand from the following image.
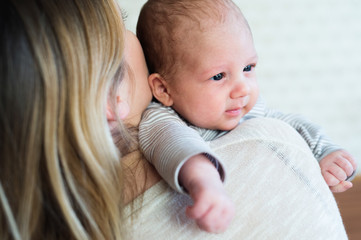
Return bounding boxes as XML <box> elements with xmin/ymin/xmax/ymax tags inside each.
<box><xmin>186</xmin><ymin>177</ymin><xmax>235</xmax><ymax>233</ymax></box>
<box><xmin>179</xmin><ymin>154</ymin><xmax>235</xmax><ymax>233</ymax></box>
<box><xmin>319</xmin><ymin>150</ymin><xmax>357</xmax><ymax>193</ymax></box>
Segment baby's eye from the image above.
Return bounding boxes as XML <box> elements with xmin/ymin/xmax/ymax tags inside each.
<box><xmin>243</xmin><ymin>64</ymin><xmax>255</xmax><ymax>72</ymax></box>
<box><xmin>210</xmin><ymin>73</ymin><xmax>224</xmax><ymax>81</ymax></box>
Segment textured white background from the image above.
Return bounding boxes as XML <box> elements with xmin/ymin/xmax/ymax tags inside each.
<box><xmin>120</xmin><ymin>0</ymin><xmax>361</xmax><ymax>174</ymax></box>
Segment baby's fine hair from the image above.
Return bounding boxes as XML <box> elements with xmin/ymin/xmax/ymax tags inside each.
<box><xmin>137</xmin><ymin>0</ymin><xmax>249</xmax><ymax>80</ymax></box>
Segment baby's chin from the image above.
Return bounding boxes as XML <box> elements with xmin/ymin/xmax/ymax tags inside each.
<box><xmin>207</xmin><ymin>122</ymin><xmax>240</xmax><ymax>131</ymax></box>
<box><xmin>190</xmin><ymin>116</ymin><xmax>241</xmax><ymax>131</ymax></box>
<box><xmin>219</xmin><ymin>124</ymin><xmax>239</xmax><ymax>131</ymax></box>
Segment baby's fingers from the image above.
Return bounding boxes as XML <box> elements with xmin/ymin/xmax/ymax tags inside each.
<box><xmin>330</xmin><ymin>181</ymin><xmax>353</xmax><ymax>193</ymax></box>
<box><xmin>340</xmin><ymin>150</ymin><xmax>358</xmax><ymax>171</ymax></box>
<box><xmin>322</xmin><ymin>171</ymin><xmax>341</xmax><ymax>187</ymax></box>
<box><xmin>186</xmin><ymin>201</ymin><xmax>210</xmax><ymax>220</ymax></box>
<box><xmin>196</xmin><ymin>205</ymin><xmax>233</xmax><ymax>233</ymax></box>
<box><xmin>326</xmin><ymin>164</ymin><xmax>347</xmax><ymax>183</ymax></box>
<box><xmin>335</xmin><ymin>157</ymin><xmax>354</xmax><ymax>177</ymax></box>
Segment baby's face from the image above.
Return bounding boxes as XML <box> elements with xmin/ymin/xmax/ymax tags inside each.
<box><xmin>168</xmin><ymin>22</ymin><xmax>259</xmax><ymax>130</ymax></box>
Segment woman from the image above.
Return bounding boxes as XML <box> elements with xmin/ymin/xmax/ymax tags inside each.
<box><xmin>0</xmin><ymin>0</ymin><xmax>128</xmax><ymax>239</ymax></box>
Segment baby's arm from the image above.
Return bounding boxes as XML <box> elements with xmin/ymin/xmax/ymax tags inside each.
<box><xmin>139</xmin><ymin>102</ymin><xmax>226</xmax><ymax>191</ymax></box>
<box><xmin>260</xmin><ymin>104</ymin><xmax>357</xmax><ymax>191</ymax></box>
<box><xmin>139</xmin><ymin>102</ymin><xmax>234</xmax><ymax>232</ymax></box>
<box><xmin>179</xmin><ymin>154</ymin><xmax>235</xmax><ymax>233</ymax></box>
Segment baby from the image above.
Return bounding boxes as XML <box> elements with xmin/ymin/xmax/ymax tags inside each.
<box><xmin>136</xmin><ymin>0</ymin><xmax>357</xmax><ymax>233</ymax></box>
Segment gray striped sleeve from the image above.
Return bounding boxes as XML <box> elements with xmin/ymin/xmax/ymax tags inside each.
<box><xmin>139</xmin><ymin>102</ymin><xmax>226</xmax><ymax>193</ymax></box>
<box><xmin>247</xmin><ymin>98</ymin><xmax>342</xmax><ymax>161</ymax></box>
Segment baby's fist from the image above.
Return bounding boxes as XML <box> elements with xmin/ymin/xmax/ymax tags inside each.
<box><xmin>319</xmin><ymin>150</ymin><xmax>357</xmax><ymax>192</ymax></box>
<box><xmin>186</xmin><ymin>183</ymin><xmax>235</xmax><ymax>233</ymax></box>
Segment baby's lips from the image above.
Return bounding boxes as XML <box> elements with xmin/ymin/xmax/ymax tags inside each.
<box><xmin>227</xmin><ymin>96</ymin><xmax>250</xmax><ymax>111</ymax></box>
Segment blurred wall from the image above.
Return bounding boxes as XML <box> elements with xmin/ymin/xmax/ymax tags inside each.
<box><xmin>120</xmin><ymin>0</ymin><xmax>361</xmax><ymax>174</ymax></box>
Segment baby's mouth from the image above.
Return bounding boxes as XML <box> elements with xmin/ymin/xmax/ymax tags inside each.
<box><xmin>228</xmin><ymin>96</ymin><xmax>249</xmax><ymax>111</ymax></box>
<box><xmin>225</xmin><ymin>108</ymin><xmax>242</xmax><ymax>117</ymax></box>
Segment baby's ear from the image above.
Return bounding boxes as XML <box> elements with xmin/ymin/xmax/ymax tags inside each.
<box><xmin>106</xmin><ymin>96</ymin><xmax>130</xmax><ymax>121</ymax></box>
<box><xmin>148</xmin><ymin>73</ymin><xmax>173</xmax><ymax>106</ymax></box>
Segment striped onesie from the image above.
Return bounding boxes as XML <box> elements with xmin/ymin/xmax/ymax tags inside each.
<box><xmin>139</xmin><ymin>98</ymin><xmax>341</xmax><ymax>192</ymax></box>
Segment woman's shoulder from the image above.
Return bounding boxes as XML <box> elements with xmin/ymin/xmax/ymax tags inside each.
<box><xmin>124</xmin><ymin>118</ymin><xmax>347</xmax><ymax>239</ymax></box>
<box><xmin>122</xmin><ymin>150</ymin><xmax>162</xmax><ymax>205</ymax></box>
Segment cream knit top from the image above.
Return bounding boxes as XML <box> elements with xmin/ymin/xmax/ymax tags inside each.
<box><xmin>124</xmin><ymin>118</ymin><xmax>347</xmax><ymax>239</ymax></box>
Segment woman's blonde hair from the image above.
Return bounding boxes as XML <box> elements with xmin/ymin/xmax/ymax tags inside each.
<box><xmin>0</xmin><ymin>0</ymin><xmax>128</xmax><ymax>239</ymax></box>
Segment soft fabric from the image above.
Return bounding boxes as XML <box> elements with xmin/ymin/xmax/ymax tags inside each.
<box><xmin>124</xmin><ymin>118</ymin><xmax>347</xmax><ymax>239</ymax></box>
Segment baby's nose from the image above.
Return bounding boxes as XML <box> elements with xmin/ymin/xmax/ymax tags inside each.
<box><xmin>230</xmin><ymin>79</ymin><xmax>250</xmax><ymax>99</ymax></box>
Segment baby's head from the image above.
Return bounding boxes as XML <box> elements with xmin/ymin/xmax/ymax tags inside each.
<box><xmin>137</xmin><ymin>0</ymin><xmax>250</xmax><ymax>78</ymax></box>
<box><xmin>137</xmin><ymin>0</ymin><xmax>259</xmax><ymax>130</ymax></box>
